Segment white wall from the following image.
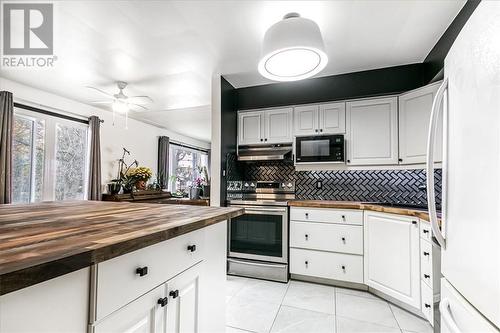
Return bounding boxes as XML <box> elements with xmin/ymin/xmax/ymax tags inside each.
<box><xmin>210</xmin><ymin>74</ymin><xmax>221</xmax><ymax>207</ymax></box>
<box><xmin>0</xmin><ymin>78</ymin><xmax>210</xmax><ymax>187</ymax></box>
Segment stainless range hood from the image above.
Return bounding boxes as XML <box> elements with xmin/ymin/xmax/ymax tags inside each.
<box><xmin>237</xmin><ymin>144</ymin><xmax>292</xmax><ymax>161</ymax></box>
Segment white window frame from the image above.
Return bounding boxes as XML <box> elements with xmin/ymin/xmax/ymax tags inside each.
<box><xmin>13</xmin><ymin>107</ymin><xmax>90</xmax><ymax>202</ymax></box>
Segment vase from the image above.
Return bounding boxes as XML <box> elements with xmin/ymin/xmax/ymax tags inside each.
<box><xmin>189</xmin><ymin>187</ymin><xmax>201</xmax><ymax>200</ymax></box>
<box><xmin>135</xmin><ymin>180</ymin><xmax>147</xmax><ymax>191</ymax></box>
<box><xmin>107</xmin><ymin>183</ymin><xmax>121</xmax><ymax>195</ymax></box>
<box><xmin>202</xmin><ymin>185</ymin><xmax>210</xmax><ymax>198</ymax></box>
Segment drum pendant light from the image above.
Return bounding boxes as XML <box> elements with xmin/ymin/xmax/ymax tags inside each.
<box><xmin>258</xmin><ymin>13</ymin><xmax>328</xmax><ymax>82</ymax></box>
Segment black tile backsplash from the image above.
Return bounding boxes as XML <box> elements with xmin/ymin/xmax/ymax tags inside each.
<box><xmin>226</xmin><ymin>153</ymin><xmax>441</xmax><ymax>208</ymax></box>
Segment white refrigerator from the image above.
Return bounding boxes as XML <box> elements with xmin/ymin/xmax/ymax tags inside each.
<box><xmin>426</xmin><ymin>1</ymin><xmax>500</xmax><ymax>332</ymax></box>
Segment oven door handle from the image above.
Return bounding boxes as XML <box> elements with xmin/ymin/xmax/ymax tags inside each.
<box><xmin>243</xmin><ymin>208</ymin><xmax>287</xmax><ymax>214</ymax></box>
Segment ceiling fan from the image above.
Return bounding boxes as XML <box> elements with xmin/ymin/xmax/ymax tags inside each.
<box><xmin>86</xmin><ymin>81</ymin><xmax>153</xmax><ymax>129</ymax></box>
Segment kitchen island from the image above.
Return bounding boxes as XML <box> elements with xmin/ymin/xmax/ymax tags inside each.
<box><xmin>0</xmin><ymin>201</ymin><xmax>243</xmax><ymax>333</ymax></box>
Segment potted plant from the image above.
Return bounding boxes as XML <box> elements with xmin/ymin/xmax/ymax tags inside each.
<box><xmin>127</xmin><ymin>166</ymin><xmax>153</xmax><ymax>191</ymax></box>
<box><xmin>200</xmin><ymin>166</ymin><xmax>210</xmax><ymax>198</ymax></box>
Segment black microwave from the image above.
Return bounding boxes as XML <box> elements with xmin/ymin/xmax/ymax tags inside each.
<box><xmin>295</xmin><ymin>135</ymin><xmax>345</xmax><ymax>163</ymax></box>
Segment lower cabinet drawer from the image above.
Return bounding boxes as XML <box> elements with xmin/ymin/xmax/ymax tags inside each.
<box><xmin>290</xmin><ymin>248</ymin><xmax>364</xmax><ymax>283</ymax></box>
<box><xmin>421</xmin><ymin>281</ymin><xmax>434</xmax><ymax>325</ymax></box>
<box><xmin>290</xmin><ymin>207</ymin><xmax>363</xmax><ymax>225</ymax></box>
<box><xmin>95</xmin><ymin>229</ymin><xmax>204</xmax><ymax>321</ymax></box>
<box><xmin>420</xmin><ymin>239</ymin><xmax>433</xmax><ymax>289</ymax></box>
<box><xmin>290</xmin><ymin>221</ymin><xmax>363</xmax><ymax>255</ymax></box>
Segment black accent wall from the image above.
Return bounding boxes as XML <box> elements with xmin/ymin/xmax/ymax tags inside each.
<box><xmin>219</xmin><ymin>77</ymin><xmax>237</xmax><ymax>204</ymax></box>
<box><xmin>423</xmin><ymin>0</ymin><xmax>481</xmax><ymax>82</ymax></box>
<box><xmin>236</xmin><ymin>64</ymin><xmax>426</xmax><ymax>110</ymax></box>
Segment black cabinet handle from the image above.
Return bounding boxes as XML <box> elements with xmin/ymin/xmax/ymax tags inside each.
<box><xmin>157</xmin><ymin>297</ymin><xmax>168</xmax><ymax>307</ymax></box>
<box><xmin>341</xmin><ymin>237</ymin><xmax>346</xmax><ymax>243</ymax></box>
<box><xmin>169</xmin><ymin>290</ymin><xmax>179</xmax><ymax>299</ymax></box>
<box><xmin>305</xmin><ymin>212</ymin><xmax>309</xmax><ymax>218</ymax></box>
<box><xmin>260</xmin><ymin>138</ymin><xmax>263</xmax><ymax>142</ymax></box>
<box><xmin>264</xmin><ymin>138</ymin><xmax>268</xmax><ymax>141</ymax></box>
<box><xmin>305</xmin><ymin>261</ymin><xmax>309</xmax><ymax>267</ymax></box>
<box><xmin>341</xmin><ymin>265</ymin><xmax>346</xmax><ymax>272</ymax></box>
<box><xmin>187</xmin><ymin>244</ymin><xmax>197</xmax><ymax>252</ymax></box>
<box><xmin>423</xmin><ymin>229</ymin><xmax>429</xmax><ymax>234</ymax></box>
<box><xmin>423</xmin><ymin>251</ymin><xmax>430</xmax><ymax>256</ymax></box>
<box><xmin>341</xmin><ymin>215</ymin><xmax>346</xmax><ymax>221</ymax></box>
<box><xmin>319</xmin><ymin>129</ymin><xmax>323</xmax><ymax>132</ymax></box>
<box><xmin>399</xmin><ymin>158</ymin><xmax>403</xmax><ymax>162</ymax></box>
<box><xmin>347</xmin><ymin>159</ymin><xmax>350</xmax><ymax>163</ymax></box>
<box><xmin>136</xmin><ymin>266</ymin><xmax>148</xmax><ymax>277</ymax></box>
<box><xmin>305</xmin><ymin>234</ymin><xmax>309</xmax><ymax>240</ymax></box>
<box><xmin>412</xmin><ymin>221</ymin><xmax>417</xmax><ymax>225</ymax></box>
<box><xmin>424</xmin><ymin>274</ymin><xmax>430</xmax><ymax>279</ymax></box>
<box><xmin>425</xmin><ymin>303</ymin><xmax>431</xmax><ymax>308</ymax></box>
<box><xmin>315</xmin><ymin>129</ymin><xmax>319</xmax><ymax>133</ymax></box>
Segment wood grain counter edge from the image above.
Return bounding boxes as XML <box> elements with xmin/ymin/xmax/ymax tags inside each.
<box><xmin>0</xmin><ymin>205</ymin><xmax>243</xmax><ymax>296</ymax></box>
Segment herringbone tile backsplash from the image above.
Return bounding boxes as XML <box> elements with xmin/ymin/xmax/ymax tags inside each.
<box><xmin>227</xmin><ymin>153</ymin><xmax>442</xmax><ymax>208</ymax></box>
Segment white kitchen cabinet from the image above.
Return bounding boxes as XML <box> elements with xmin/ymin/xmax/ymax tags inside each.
<box><xmin>346</xmin><ymin>97</ymin><xmax>398</xmax><ymax>165</ymax></box>
<box><xmin>94</xmin><ymin>284</ymin><xmax>165</xmax><ymax>333</ymax></box>
<box><xmin>293</xmin><ymin>102</ymin><xmax>345</xmax><ymax>136</ymax></box>
<box><xmin>238</xmin><ymin>111</ymin><xmax>264</xmax><ymax>145</ymax></box>
<box><xmin>294</xmin><ymin>105</ymin><xmax>319</xmax><ymax>136</ymax></box>
<box><xmin>238</xmin><ymin>108</ymin><xmax>292</xmax><ymax>145</ymax></box>
<box><xmin>264</xmin><ymin>108</ymin><xmax>293</xmax><ymax>144</ymax></box>
<box><xmin>0</xmin><ymin>268</ymin><xmax>89</xmax><ymax>333</ymax></box>
<box><xmin>364</xmin><ymin>211</ymin><xmax>420</xmax><ymax>309</ymax></box>
<box><xmin>319</xmin><ymin>102</ymin><xmax>346</xmax><ymax>134</ymax></box>
<box><xmin>399</xmin><ymin>82</ymin><xmax>443</xmax><ymax>164</ymax></box>
<box><xmin>165</xmin><ymin>263</ymin><xmax>201</xmax><ymax>333</ymax></box>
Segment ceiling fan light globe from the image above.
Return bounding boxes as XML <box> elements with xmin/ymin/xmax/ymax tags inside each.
<box><xmin>112</xmin><ymin>100</ymin><xmax>129</xmax><ymax>113</ymax></box>
<box><xmin>258</xmin><ymin>14</ymin><xmax>328</xmax><ymax>82</ymax></box>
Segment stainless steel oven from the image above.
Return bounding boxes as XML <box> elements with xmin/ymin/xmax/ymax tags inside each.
<box><xmin>226</xmin><ymin>181</ymin><xmax>294</xmax><ymax>282</ymax></box>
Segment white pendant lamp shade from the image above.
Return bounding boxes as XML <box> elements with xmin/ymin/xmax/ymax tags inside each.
<box><xmin>258</xmin><ymin>13</ymin><xmax>328</xmax><ymax>82</ymax></box>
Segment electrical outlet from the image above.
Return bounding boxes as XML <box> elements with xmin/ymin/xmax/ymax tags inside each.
<box><xmin>316</xmin><ymin>180</ymin><xmax>322</xmax><ymax>189</ymax></box>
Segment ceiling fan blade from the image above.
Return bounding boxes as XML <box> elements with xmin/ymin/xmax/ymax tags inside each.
<box><xmin>86</xmin><ymin>86</ymin><xmax>114</xmax><ymax>98</ymax></box>
<box><xmin>127</xmin><ymin>95</ymin><xmax>154</xmax><ymax>104</ymax></box>
<box><xmin>129</xmin><ymin>103</ymin><xmax>148</xmax><ymax>111</ymax></box>
<box><xmin>90</xmin><ymin>100</ymin><xmax>113</xmax><ymax>104</ymax></box>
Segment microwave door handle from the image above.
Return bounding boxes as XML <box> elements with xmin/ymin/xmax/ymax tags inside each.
<box><xmin>426</xmin><ymin>78</ymin><xmax>447</xmax><ymax>249</ymax></box>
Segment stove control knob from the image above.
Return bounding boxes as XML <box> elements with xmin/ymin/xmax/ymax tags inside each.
<box><xmin>250</xmin><ymin>183</ymin><xmax>255</xmax><ymax>188</ymax></box>
<box><xmin>244</xmin><ymin>183</ymin><xmax>249</xmax><ymax>187</ymax></box>
<box><xmin>287</xmin><ymin>183</ymin><xmax>293</xmax><ymax>188</ymax></box>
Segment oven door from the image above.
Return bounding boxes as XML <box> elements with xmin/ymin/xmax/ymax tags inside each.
<box><xmin>228</xmin><ymin>205</ymin><xmax>288</xmax><ymax>264</ymax></box>
<box><xmin>295</xmin><ymin>135</ymin><xmax>344</xmax><ymax>163</ymax></box>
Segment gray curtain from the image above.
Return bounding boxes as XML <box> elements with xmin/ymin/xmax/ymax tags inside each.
<box><xmin>158</xmin><ymin>136</ymin><xmax>170</xmax><ymax>189</ymax></box>
<box><xmin>0</xmin><ymin>91</ymin><xmax>13</xmax><ymax>204</ymax></box>
<box><xmin>88</xmin><ymin>116</ymin><xmax>102</xmax><ymax>200</ymax></box>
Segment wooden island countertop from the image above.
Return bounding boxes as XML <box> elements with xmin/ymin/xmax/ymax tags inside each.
<box><xmin>0</xmin><ymin>201</ymin><xmax>242</xmax><ymax>295</ymax></box>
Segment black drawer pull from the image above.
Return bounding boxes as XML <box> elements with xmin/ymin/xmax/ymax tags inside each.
<box><xmin>305</xmin><ymin>234</ymin><xmax>309</xmax><ymax>240</ymax></box>
<box><xmin>425</xmin><ymin>303</ymin><xmax>431</xmax><ymax>308</ymax></box>
<box><xmin>423</xmin><ymin>230</ymin><xmax>429</xmax><ymax>234</ymax></box>
<box><xmin>424</xmin><ymin>274</ymin><xmax>430</xmax><ymax>279</ymax></box>
<box><xmin>341</xmin><ymin>237</ymin><xmax>346</xmax><ymax>243</ymax></box>
<box><xmin>305</xmin><ymin>212</ymin><xmax>309</xmax><ymax>218</ymax></box>
<box><xmin>169</xmin><ymin>290</ymin><xmax>179</xmax><ymax>299</ymax></box>
<box><xmin>341</xmin><ymin>215</ymin><xmax>346</xmax><ymax>221</ymax></box>
<box><xmin>136</xmin><ymin>266</ymin><xmax>148</xmax><ymax>277</ymax></box>
<box><xmin>341</xmin><ymin>265</ymin><xmax>346</xmax><ymax>272</ymax></box>
<box><xmin>305</xmin><ymin>261</ymin><xmax>309</xmax><ymax>267</ymax></box>
<box><xmin>157</xmin><ymin>297</ymin><xmax>168</xmax><ymax>307</ymax></box>
<box><xmin>187</xmin><ymin>244</ymin><xmax>197</xmax><ymax>252</ymax></box>
<box><xmin>423</xmin><ymin>251</ymin><xmax>430</xmax><ymax>256</ymax></box>
<box><xmin>412</xmin><ymin>221</ymin><xmax>417</xmax><ymax>225</ymax></box>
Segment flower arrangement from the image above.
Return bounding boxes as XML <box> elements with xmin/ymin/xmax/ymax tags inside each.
<box><xmin>127</xmin><ymin>166</ymin><xmax>153</xmax><ymax>181</ymax></box>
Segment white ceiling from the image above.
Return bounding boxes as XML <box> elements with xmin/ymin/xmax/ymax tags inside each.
<box><xmin>2</xmin><ymin>1</ymin><xmax>465</xmax><ymax>143</ymax></box>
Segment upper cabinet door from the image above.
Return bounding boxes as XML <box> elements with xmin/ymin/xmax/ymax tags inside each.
<box><xmin>399</xmin><ymin>82</ymin><xmax>443</xmax><ymax>164</ymax></box>
<box><xmin>264</xmin><ymin>108</ymin><xmax>293</xmax><ymax>144</ymax></box>
<box><xmin>319</xmin><ymin>102</ymin><xmax>346</xmax><ymax>134</ymax></box>
<box><xmin>294</xmin><ymin>105</ymin><xmax>319</xmax><ymax>136</ymax></box>
<box><xmin>238</xmin><ymin>111</ymin><xmax>263</xmax><ymax>145</ymax></box>
<box><xmin>346</xmin><ymin>97</ymin><xmax>398</xmax><ymax>165</ymax></box>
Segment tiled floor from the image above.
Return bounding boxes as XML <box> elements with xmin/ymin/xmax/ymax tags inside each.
<box><xmin>226</xmin><ymin>276</ymin><xmax>433</xmax><ymax>333</ymax></box>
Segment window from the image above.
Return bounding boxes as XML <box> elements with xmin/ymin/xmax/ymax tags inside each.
<box><xmin>12</xmin><ymin>107</ymin><xmax>89</xmax><ymax>203</ymax></box>
<box><xmin>168</xmin><ymin>144</ymin><xmax>209</xmax><ymax>194</ymax></box>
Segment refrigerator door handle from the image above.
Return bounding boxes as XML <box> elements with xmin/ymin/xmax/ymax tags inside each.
<box><xmin>426</xmin><ymin>78</ymin><xmax>448</xmax><ymax>249</ymax></box>
<box><xmin>440</xmin><ymin>298</ymin><xmax>462</xmax><ymax>333</ymax></box>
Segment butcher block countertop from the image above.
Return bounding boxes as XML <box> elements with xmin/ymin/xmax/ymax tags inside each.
<box><xmin>0</xmin><ymin>201</ymin><xmax>243</xmax><ymax>295</ymax></box>
<box><xmin>289</xmin><ymin>200</ymin><xmax>437</xmax><ymax>222</ymax></box>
